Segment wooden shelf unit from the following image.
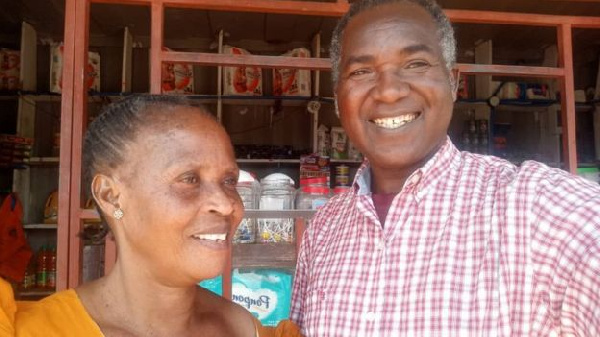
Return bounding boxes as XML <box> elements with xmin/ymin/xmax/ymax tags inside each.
<box><xmin>54</xmin><ymin>0</ymin><xmax>600</xmax><ymax>299</ymax></box>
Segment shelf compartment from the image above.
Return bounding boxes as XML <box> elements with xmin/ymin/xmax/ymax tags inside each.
<box><xmin>232</xmin><ymin>243</ymin><xmax>296</xmax><ymax>269</ymax></box>
<box><xmin>23</xmin><ymin>223</ymin><xmax>58</xmax><ymax>229</ymax></box>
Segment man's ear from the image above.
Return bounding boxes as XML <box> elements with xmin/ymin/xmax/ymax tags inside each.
<box><xmin>91</xmin><ymin>174</ymin><xmax>121</xmax><ymax>219</ymax></box>
<box><xmin>450</xmin><ymin>68</ymin><xmax>460</xmax><ymax>102</ymax></box>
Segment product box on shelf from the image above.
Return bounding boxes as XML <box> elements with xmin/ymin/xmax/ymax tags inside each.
<box><xmin>50</xmin><ymin>44</ymin><xmax>100</xmax><ymax>94</ymax></box>
<box><xmin>223</xmin><ymin>46</ymin><xmax>262</xmax><ymax>96</ymax></box>
<box><xmin>273</xmin><ymin>48</ymin><xmax>311</xmax><ymax>96</ymax></box>
<box><xmin>199</xmin><ymin>268</ymin><xmax>293</xmax><ymax>327</ymax></box>
<box><xmin>161</xmin><ymin>47</ymin><xmax>194</xmax><ymax>95</ymax></box>
<box><xmin>0</xmin><ymin>134</ymin><xmax>33</xmax><ymax>168</ymax></box>
<box><xmin>299</xmin><ymin>154</ymin><xmax>330</xmax><ymax>182</ymax></box>
<box><xmin>0</xmin><ymin>49</ymin><xmax>20</xmax><ymax>91</ymax></box>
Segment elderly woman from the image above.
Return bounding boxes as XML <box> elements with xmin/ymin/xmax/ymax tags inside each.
<box><xmin>14</xmin><ymin>95</ymin><xmax>300</xmax><ymax>336</ymax></box>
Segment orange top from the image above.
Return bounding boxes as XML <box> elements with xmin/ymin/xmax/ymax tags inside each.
<box><xmin>14</xmin><ymin>287</ymin><xmax>302</xmax><ymax>337</ymax></box>
<box><xmin>15</xmin><ymin>289</ymin><xmax>103</xmax><ymax>337</ymax></box>
<box><xmin>0</xmin><ymin>278</ymin><xmax>16</xmax><ymax>336</ymax></box>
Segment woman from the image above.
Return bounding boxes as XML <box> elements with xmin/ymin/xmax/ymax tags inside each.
<box><xmin>15</xmin><ymin>95</ymin><xmax>301</xmax><ymax>336</ymax></box>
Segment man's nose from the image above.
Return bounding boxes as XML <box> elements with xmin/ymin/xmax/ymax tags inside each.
<box><xmin>372</xmin><ymin>70</ymin><xmax>410</xmax><ymax>103</ymax></box>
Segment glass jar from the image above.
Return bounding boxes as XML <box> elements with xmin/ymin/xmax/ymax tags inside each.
<box><xmin>296</xmin><ymin>186</ymin><xmax>330</xmax><ymax>210</ymax></box>
<box><xmin>234</xmin><ymin>181</ymin><xmax>258</xmax><ymax>243</ymax></box>
<box><xmin>258</xmin><ymin>178</ymin><xmax>295</xmax><ymax>243</ymax></box>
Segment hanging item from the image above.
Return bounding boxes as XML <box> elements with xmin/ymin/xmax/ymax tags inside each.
<box><xmin>0</xmin><ymin>193</ymin><xmax>33</xmax><ymax>282</ymax></box>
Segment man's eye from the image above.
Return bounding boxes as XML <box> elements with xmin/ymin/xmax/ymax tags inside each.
<box><xmin>348</xmin><ymin>68</ymin><xmax>371</xmax><ymax>77</ymax></box>
<box><xmin>405</xmin><ymin>61</ymin><xmax>431</xmax><ymax>70</ymax></box>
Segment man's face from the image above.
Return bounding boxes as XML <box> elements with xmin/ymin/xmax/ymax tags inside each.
<box><xmin>336</xmin><ymin>2</ymin><xmax>456</xmax><ymax>176</ymax></box>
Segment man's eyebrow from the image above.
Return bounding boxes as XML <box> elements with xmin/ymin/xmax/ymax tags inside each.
<box><xmin>343</xmin><ymin>44</ymin><xmax>435</xmax><ymax>68</ymax></box>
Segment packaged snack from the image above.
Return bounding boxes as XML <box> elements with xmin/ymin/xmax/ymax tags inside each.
<box><xmin>50</xmin><ymin>44</ymin><xmax>100</xmax><ymax>93</ymax></box>
<box><xmin>330</xmin><ymin>126</ymin><xmax>348</xmax><ymax>160</ymax></box>
<box><xmin>161</xmin><ymin>47</ymin><xmax>194</xmax><ymax>94</ymax></box>
<box><xmin>1</xmin><ymin>49</ymin><xmax>20</xmax><ymax>90</ymax></box>
<box><xmin>316</xmin><ymin>124</ymin><xmax>330</xmax><ymax>157</ymax></box>
<box><xmin>223</xmin><ymin>46</ymin><xmax>262</xmax><ymax>96</ymax></box>
<box><xmin>273</xmin><ymin>48</ymin><xmax>311</xmax><ymax>96</ymax></box>
<box><xmin>199</xmin><ymin>268</ymin><xmax>294</xmax><ymax>327</ymax></box>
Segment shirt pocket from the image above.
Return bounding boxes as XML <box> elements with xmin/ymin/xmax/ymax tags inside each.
<box><xmin>302</xmin><ymin>286</ymin><xmax>330</xmax><ymax>335</ymax></box>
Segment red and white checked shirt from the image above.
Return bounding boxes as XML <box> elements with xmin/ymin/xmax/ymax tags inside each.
<box><xmin>291</xmin><ymin>138</ymin><xmax>600</xmax><ymax>336</ymax></box>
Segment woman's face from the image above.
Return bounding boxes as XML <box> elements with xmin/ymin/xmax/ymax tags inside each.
<box><xmin>114</xmin><ymin>106</ymin><xmax>242</xmax><ymax>286</ymax></box>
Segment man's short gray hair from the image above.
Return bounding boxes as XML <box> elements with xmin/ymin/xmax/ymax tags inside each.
<box><xmin>330</xmin><ymin>0</ymin><xmax>456</xmax><ymax>87</ymax></box>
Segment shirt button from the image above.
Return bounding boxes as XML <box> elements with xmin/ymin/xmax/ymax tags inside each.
<box><xmin>376</xmin><ymin>241</ymin><xmax>385</xmax><ymax>251</ymax></box>
<box><xmin>365</xmin><ymin>312</ymin><xmax>378</xmax><ymax>322</ymax></box>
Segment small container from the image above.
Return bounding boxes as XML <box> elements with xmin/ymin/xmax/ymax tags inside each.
<box><xmin>335</xmin><ymin>174</ymin><xmax>349</xmax><ymax>186</ymax></box>
<box><xmin>335</xmin><ymin>165</ymin><xmax>349</xmax><ymax>176</ymax></box>
<box><xmin>258</xmin><ymin>178</ymin><xmax>295</xmax><ymax>243</ymax></box>
<box><xmin>296</xmin><ymin>186</ymin><xmax>330</xmax><ymax>210</ymax></box>
<box><xmin>234</xmin><ymin>181</ymin><xmax>258</xmax><ymax>243</ymax></box>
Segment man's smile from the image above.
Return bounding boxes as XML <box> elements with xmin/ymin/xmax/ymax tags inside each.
<box><xmin>370</xmin><ymin>112</ymin><xmax>421</xmax><ymax>129</ymax></box>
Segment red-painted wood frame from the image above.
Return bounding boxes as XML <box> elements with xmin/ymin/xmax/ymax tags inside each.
<box><xmin>58</xmin><ymin>0</ymin><xmax>600</xmax><ymax>296</ymax></box>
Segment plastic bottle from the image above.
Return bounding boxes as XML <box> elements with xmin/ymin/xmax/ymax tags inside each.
<box><xmin>36</xmin><ymin>246</ymin><xmax>48</xmax><ymax>288</ymax></box>
<box><xmin>47</xmin><ymin>246</ymin><xmax>57</xmax><ymax>289</ymax></box>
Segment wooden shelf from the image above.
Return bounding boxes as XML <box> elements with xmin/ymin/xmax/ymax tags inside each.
<box><xmin>232</xmin><ymin>243</ymin><xmax>296</xmax><ymax>269</ymax></box>
<box><xmin>331</xmin><ymin>159</ymin><xmax>362</xmax><ymax>164</ymax></box>
<box><xmin>23</xmin><ymin>223</ymin><xmax>58</xmax><ymax>229</ymax></box>
<box><xmin>236</xmin><ymin>158</ymin><xmax>300</xmax><ymax>164</ymax></box>
<box><xmin>17</xmin><ymin>288</ymin><xmax>55</xmax><ymax>297</ymax></box>
<box><xmin>25</xmin><ymin>157</ymin><xmax>60</xmax><ymax>166</ymax></box>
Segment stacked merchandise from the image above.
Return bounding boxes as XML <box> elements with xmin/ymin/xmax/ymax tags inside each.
<box><xmin>317</xmin><ymin>124</ymin><xmax>362</xmax><ymax>161</ymax></box>
<box><xmin>21</xmin><ymin>246</ymin><xmax>57</xmax><ymax>291</ymax></box>
<box><xmin>0</xmin><ymin>49</ymin><xmax>20</xmax><ymax>91</ymax></box>
<box><xmin>0</xmin><ymin>134</ymin><xmax>33</xmax><ymax>169</ymax></box>
<box><xmin>223</xmin><ymin>46</ymin><xmax>262</xmax><ymax>96</ymax></box>
<box><xmin>50</xmin><ymin>44</ymin><xmax>101</xmax><ymax>93</ymax></box>
<box><xmin>161</xmin><ymin>47</ymin><xmax>194</xmax><ymax>94</ymax></box>
<box><xmin>460</xmin><ymin>116</ymin><xmax>489</xmax><ymax>155</ymax></box>
<box><xmin>273</xmin><ymin>48</ymin><xmax>311</xmax><ymax>96</ymax></box>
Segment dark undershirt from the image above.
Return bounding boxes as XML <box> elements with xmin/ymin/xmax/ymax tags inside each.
<box><xmin>372</xmin><ymin>192</ymin><xmax>397</xmax><ymax>228</ymax></box>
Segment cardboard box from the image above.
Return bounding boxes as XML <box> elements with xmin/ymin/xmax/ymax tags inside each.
<box><xmin>223</xmin><ymin>46</ymin><xmax>262</xmax><ymax>96</ymax></box>
<box><xmin>273</xmin><ymin>48</ymin><xmax>311</xmax><ymax>96</ymax></box>
<box><xmin>50</xmin><ymin>44</ymin><xmax>100</xmax><ymax>93</ymax></box>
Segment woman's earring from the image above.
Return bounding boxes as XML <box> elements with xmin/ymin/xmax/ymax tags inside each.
<box><xmin>113</xmin><ymin>207</ymin><xmax>124</xmax><ymax>220</ymax></box>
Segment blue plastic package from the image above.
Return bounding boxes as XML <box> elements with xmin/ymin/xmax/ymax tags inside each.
<box><xmin>199</xmin><ymin>268</ymin><xmax>293</xmax><ymax>327</ymax></box>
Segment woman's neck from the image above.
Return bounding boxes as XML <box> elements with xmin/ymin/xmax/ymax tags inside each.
<box><xmin>81</xmin><ymin>259</ymin><xmax>200</xmax><ymax>336</ymax></box>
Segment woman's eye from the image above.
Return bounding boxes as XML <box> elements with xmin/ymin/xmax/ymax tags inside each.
<box><xmin>224</xmin><ymin>176</ymin><xmax>238</xmax><ymax>187</ymax></box>
<box><xmin>181</xmin><ymin>174</ymin><xmax>199</xmax><ymax>184</ymax></box>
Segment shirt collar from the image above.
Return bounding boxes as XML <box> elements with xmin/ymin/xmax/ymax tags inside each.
<box><xmin>352</xmin><ymin>136</ymin><xmax>459</xmax><ymax>196</ymax></box>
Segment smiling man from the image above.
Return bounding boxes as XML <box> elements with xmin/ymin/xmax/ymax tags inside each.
<box><xmin>290</xmin><ymin>0</ymin><xmax>600</xmax><ymax>336</ymax></box>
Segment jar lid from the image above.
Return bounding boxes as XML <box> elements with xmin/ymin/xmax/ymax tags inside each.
<box><xmin>300</xmin><ymin>177</ymin><xmax>328</xmax><ymax>186</ymax></box>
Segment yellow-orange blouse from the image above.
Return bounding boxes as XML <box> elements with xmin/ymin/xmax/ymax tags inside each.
<box><xmin>11</xmin><ymin>285</ymin><xmax>301</xmax><ymax>337</ymax></box>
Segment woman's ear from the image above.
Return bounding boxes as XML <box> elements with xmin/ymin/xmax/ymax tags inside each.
<box><xmin>91</xmin><ymin>174</ymin><xmax>121</xmax><ymax>219</ymax></box>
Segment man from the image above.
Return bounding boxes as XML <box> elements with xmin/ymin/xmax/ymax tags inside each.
<box><xmin>290</xmin><ymin>0</ymin><xmax>600</xmax><ymax>335</ymax></box>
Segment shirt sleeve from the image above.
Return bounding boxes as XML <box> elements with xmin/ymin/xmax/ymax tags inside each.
<box><xmin>290</xmin><ymin>224</ymin><xmax>311</xmax><ymax>331</ymax></box>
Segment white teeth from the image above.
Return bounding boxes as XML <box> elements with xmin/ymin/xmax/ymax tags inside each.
<box><xmin>192</xmin><ymin>233</ymin><xmax>227</xmax><ymax>241</ymax></box>
<box><xmin>372</xmin><ymin>113</ymin><xmax>419</xmax><ymax>129</ymax></box>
